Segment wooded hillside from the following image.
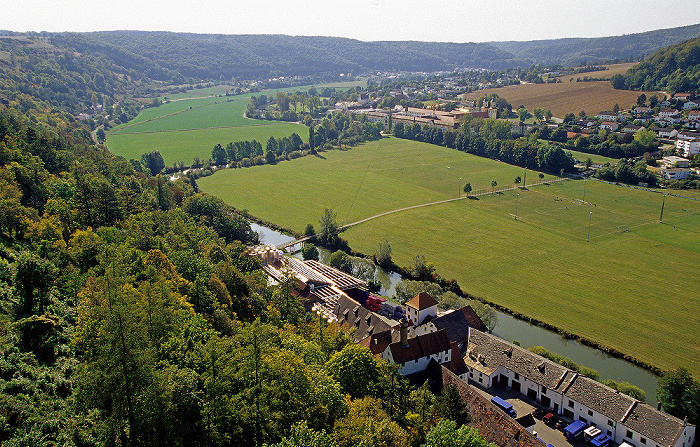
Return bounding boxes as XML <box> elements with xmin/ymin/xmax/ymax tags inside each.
<box><xmin>611</xmin><ymin>35</ymin><xmax>700</xmax><ymax>93</ymax></box>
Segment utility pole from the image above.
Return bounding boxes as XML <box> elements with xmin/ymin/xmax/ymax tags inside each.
<box><xmin>515</xmin><ymin>193</ymin><xmax>519</xmax><ymax>219</ymax></box>
<box><xmin>659</xmin><ymin>194</ymin><xmax>666</xmax><ymax>223</ymax></box>
<box><xmin>522</xmin><ymin>169</ymin><xmax>527</xmax><ymax>189</ymax></box>
<box><xmin>587</xmin><ymin>211</ymin><xmax>592</xmax><ymax>242</ymax></box>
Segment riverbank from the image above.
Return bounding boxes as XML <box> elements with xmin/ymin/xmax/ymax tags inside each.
<box><xmin>250</xmin><ymin>221</ymin><xmax>660</xmax><ymax>404</ymax></box>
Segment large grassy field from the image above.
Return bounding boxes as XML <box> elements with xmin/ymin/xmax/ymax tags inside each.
<box><xmin>199</xmin><ymin>137</ymin><xmax>700</xmax><ymax>375</ymax></box>
<box><xmin>107</xmin><ymin>123</ymin><xmax>307</xmax><ymax>166</ymax></box>
<box><xmin>107</xmin><ymin>80</ymin><xmax>364</xmax><ymax>165</ymax></box>
<box><xmin>107</xmin><ymin>92</ymin><xmax>307</xmax><ymax>165</ymax></box>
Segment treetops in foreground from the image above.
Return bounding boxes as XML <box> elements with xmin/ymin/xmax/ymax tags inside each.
<box><xmin>0</xmin><ymin>106</ymin><xmax>498</xmax><ymax>446</ymax></box>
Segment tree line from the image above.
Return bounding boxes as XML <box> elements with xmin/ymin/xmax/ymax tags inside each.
<box><xmin>393</xmin><ymin>119</ymin><xmax>575</xmax><ymax>175</ymax></box>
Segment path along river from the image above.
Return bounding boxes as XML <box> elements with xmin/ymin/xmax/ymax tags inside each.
<box><xmin>251</xmin><ymin>222</ymin><xmax>660</xmax><ymax>405</ymax></box>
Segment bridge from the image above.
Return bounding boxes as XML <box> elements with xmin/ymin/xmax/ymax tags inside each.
<box><xmin>276</xmin><ymin>235</ymin><xmax>314</xmax><ymax>252</ymax></box>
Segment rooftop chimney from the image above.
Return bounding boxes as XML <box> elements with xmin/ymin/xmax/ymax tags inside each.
<box><xmin>400</xmin><ymin>317</ymin><xmax>409</xmax><ymax>348</ymax></box>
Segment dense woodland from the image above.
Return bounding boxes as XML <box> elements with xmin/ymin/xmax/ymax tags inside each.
<box><xmin>490</xmin><ymin>23</ymin><xmax>700</xmax><ymax>66</ymax></box>
<box><xmin>2</xmin><ymin>25</ymin><xmax>700</xmax><ymax>87</ymax></box>
<box><xmin>611</xmin><ymin>35</ymin><xmax>700</xmax><ymax>93</ymax></box>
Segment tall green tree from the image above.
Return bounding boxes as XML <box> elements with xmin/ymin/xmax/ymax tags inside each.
<box><xmin>325</xmin><ymin>344</ymin><xmax>380</xmax><ymax>398</ymax></box>
<box><xmin>142</xmin><ymin>151</ymin><xmax>165</xmax><ymax>176</ymax></box>
<box><xmin>657</xmin><ymin>367</ymin><xmax>700</xmax><ymax>425</ymax></box>
<box><xmin>421</xmin><ymin>420</ymin><xmax>495</xmax><ymax>447</ymax></box>
<box><xmin>14</xmin><ymin>252</ymin><xmax>58</xmax><ymax>314</ymax></box>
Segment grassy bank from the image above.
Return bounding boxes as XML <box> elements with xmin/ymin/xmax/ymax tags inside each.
<box><xmin>199</xmin><ymin>137</ymin><xmax>700</xmax><ymax>375</ymax></box>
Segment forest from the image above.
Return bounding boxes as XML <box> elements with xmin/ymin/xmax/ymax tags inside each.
<box><xmin>610</xmin><ymin>35</ymin><xmax>700</xmax><ymax>93</ymax></box>
<box><xmin>3</xmin><ymin>24</ymin><xmax>700</xmax><ymax>89</ymax></box>
<box><xmin>0</xmin><ymin>88</ymin><xmax>493</xmax><ymax>446</ymax></box>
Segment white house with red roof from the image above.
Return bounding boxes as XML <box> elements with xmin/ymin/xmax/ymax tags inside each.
<box><xmin>405</xmin><ymin>291</ymin><xmax>438</xmax><ymax>327</ymax></box>
<box><xmin>600</xmin><ymin>121</ymin><xmax>619</xmax><ymax>131</ymax></box>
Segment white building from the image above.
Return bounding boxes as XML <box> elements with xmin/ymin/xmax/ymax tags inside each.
<box><xmin>659</xmin><ymin>109</ymin><xmax>680</xmax><ymax>119</ymax></box>
<box><xmin>381</xmin><ymin>320</ymin><xmax>452</xmax><ymax>376</ymax></box>
<box><xmin>676</xmin><ymin>139</ymin><xmax>700</xmax><ymax>157</ymax></box>
<box><xmin>654</xmin><ymin>128</ymin><xmax>679</xmax><ymax>139</ymax></box>
<box><xmin>463</xmin><ymin>330</ymin><xmax>695</xmax><ymax>447</ymax></box>
<box><xmin>662</xmin><ymin>156</ymin><xmax>690</xmax><ymax>168</ymax></box>
<box><xmin>405</xmin><ymin>292</ymin><xmax>438</xmax><ymax>327</ymax></box>
<box><xmin>598</xmin><ymin>111</ymin><xmax>620</xmax><ymax>121</ymax></box>
<box><xmin>601</xmin><ymin>121</ymin><xmax>619</xmax><ymax>131</ymax></box>
<box><xmin>661</xmin><ymin>168</ymin><xmax>690</xmax><ymax>180</ymax></box>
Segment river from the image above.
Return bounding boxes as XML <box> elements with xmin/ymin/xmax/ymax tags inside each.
<box><xmin>251</xmin><ymin>222</ymin><xmax>659</xmax><ymax>404</ymax></box>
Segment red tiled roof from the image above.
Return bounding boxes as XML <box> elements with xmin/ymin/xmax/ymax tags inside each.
<box><xmin>444</xmin><ymin>341</ymin><xmax>468</xmax><ymax>376</ymax></box>
<box><xmin>405</xmin><ymin>292</ymin><xmax>438</xmax><ymax>310</ymax></box>
<box><xmin>388</xmin><ymin>329</ymin><xmax>450</xmax><ymax>363</ymax></box>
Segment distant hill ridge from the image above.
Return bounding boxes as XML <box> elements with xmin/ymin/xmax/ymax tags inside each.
<box><xmin>34</xmin><ymin>23</ymin><xmax>700</xmax><ymax>80</ymax></box>
<box><xmin>489</xmin><ymin>22</ymin><xmax>700</xmax><ymax>66</ymax></box>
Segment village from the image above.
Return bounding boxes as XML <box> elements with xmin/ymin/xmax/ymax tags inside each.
<box><xmin>248</xmin><ymin>245</ymin><xmax>696</xmax><ymax>447</ymax></box>
<box><xmin>327</xmin><ymin>88</ymin><xmax>700</xmax><ymax>185</ymax></box>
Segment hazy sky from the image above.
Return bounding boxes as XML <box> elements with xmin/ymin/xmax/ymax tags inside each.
<box><xmin>4</xmin><ymin>0</ymin><xmax>700</xmax><ymax>43</ymax></box>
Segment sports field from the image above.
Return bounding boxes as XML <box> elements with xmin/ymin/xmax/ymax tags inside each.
<box><xmin>567</xmin><ymin>150</ymin><xmax>618</xmax><ymax>165</ymax></box>
<box><xmin>106</xmin><ymin>91</ymin><xmax>307</xmax><ymax>166</ymax></box>
<box><xmin>199</xmin><ymin>137</ymin><xmax>700</xmax><ymax>375</ymax></box>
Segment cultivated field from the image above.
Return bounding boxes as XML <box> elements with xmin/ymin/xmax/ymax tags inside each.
<box><xmin>199</xmin><ymin>137</ymin><xmax>700</xmax><ymax>375</ymax></box>
<box><xmin>463</xmin><ymin>64</ymin><xmax>659</xmax><ymax>119</ymax></box>
<box><xmin>107</xmin><ymin>92</ymin><xmax>307</xmax><ymax>165</ymax></box>
<box><xmin>107</xmin><ymin>81</ymin><xmax>364</xmax><ymax>165</ymax></box>
<box><xmin>559</xmin><ymin>63</ymin><xmax>637</xmax><ymax>80</ymax></box>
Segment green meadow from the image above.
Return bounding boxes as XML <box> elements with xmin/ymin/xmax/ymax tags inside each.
<box><xmin>107</xmin><ymin>81</ymin><xmax>365</xmax><ymax>165</ymax></box>
<box><xmin>199</xmin><ymin>137</ymin><xmax>700</xmax><ymax>375</ymax></box>
<box><xmin>107</xmin><ymin>92</ymin><xmax>307</xmax><ymax>165</ymax></box>
<box><xmin>567</xmin><ymin>149</ymin><xmax>619</xmax><ymax>165</ymax></box>
<box><xmin>107</xmin><ymin>123</ymin><xmax>307</xmax><ymax>166</ymax></box>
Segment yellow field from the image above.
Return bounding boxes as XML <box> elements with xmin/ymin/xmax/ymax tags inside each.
<box><xmin>464</xmin><ymin>65</ymin><xmax>660</xmax><ymax>118</ymax></box>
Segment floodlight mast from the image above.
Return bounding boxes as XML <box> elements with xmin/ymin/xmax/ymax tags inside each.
<box><xmin>659</xmin><ymin>194</ymin><xmax>666</xmax><ymax>223</ymax></box>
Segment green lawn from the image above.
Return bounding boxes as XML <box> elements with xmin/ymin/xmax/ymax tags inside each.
<box><xmin>111</xmin><ymin>98</ymin><xmax>263</xmax><ymax>134</ymax></box>
<box><xmin>567</xmin><ymin>149</ymin><xmax>619</xmax><ymax>165</ymax></box>
<box><xmin>199</xmin><ymin>137</ymin><xmax>700</xmax><ymax>375</ymax></box>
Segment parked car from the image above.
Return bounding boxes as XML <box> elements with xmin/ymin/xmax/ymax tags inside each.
<box><xmin>532</xmin><ymin>408</ymin><xmax>546</xmax><ymax>419</ymax></box>
<box><xmin>543</xmin><ymin>413</ymin><xmax>558</xmax><ymax>426</ymax></box>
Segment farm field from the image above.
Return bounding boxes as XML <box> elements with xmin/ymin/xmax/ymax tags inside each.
<box><xmin>199</xmin><ymin>137</ymin><xmax>700</xmax><ymax>375</ymax></box>
<box><xmin>107</xmin><ymin>91</ymin><xmax>307</xmax><ymax>165</ymax></box>
<box><xmin>107</xmin><ymin>81</ymin><xmax>364</xmax><ymax>165</ymax></box>
<box><xmin>107</xmin><ymin>123</ymin><xmax>307</xmax><ymax>166</ymax></box>
<box><xmin>463</xmin><ymin>77</ymin><xmax>659</xmax><ymax>119</ymax></box>
<box><xmin>559</xmin><ymin>63</ymin><xmax>637</xmax><ymax>80</ymax></box>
